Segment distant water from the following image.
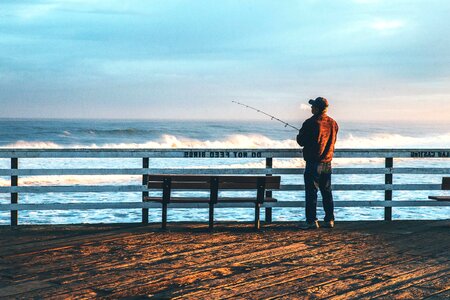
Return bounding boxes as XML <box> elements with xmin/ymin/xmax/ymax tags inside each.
<box><xmin>0</xmin><ymin>119</ymin><xmax>449</xmax><ymax>224</ymax></box>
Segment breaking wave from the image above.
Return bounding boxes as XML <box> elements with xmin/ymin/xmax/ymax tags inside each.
<box><xmin>2</xmin><ymin>134</ymin><xmax>296</xmax><ymax>149</ymax></box>
<box><xmin>337</xmin><ymin>133</ymin><xmax>450</xmax><ymax>148</ymax></box>
<box><xmin>3</xmin><ymin>141</ymin><xmax>63</xmax><ymax>148</ymax></box>
<box><xmin>1</xmin><ymin>132</ymin><xmax>450</xmax><ymax>149</ymax></box>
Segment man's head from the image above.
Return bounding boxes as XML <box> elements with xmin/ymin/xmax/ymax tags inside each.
<box><xmin>308</xmin><ymin>97</ymin><xmax>329</xmax><ymax>115</ymax></box>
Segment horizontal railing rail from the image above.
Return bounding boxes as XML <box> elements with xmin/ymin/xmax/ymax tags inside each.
<box><xmin>1</xmin><ymin>201</ymin><xmax>449</xmax><ymax>212</ymax></box>
<box><xmin>0</xmin><ymin>184</ymin><xmax>443</xmax><ymax>193</ymax></box>
<box><xmin>0</xmin><ymin>167</ymin><xmax>449</xmax><ymax>176</ymax></box>
<box><xmin>0</xmin><ymin>148</ymin><xmax>449</xmax><ymax>158</ymax></box>
<box><xmin>0</xmin><ymin>148</ymin><xmax>449</xmax><ymax>225</ymax></box>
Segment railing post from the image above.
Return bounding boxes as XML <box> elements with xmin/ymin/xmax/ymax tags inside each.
<box><xmin>11</xmin><ymin>157</ymin><xmax>18</xmax><ymax>226</ymax></box>
<box><xmin>142</xmin><ymin>157</ymin><xmax>149</xmax><ymax>224</ymax></box>
<box><xmin>384</xmin><ymin>157</ymin><xmax>393</xmax><ymax>221</ymax></box>
<box><xmin>209</xmin><ymin>176</ymin><xmax>219</xmax><ymax>229</ymax></box>
<box><xmin>162</xmin><ymin>177</ymin><xmax>171</xmax><ymax>229</ymax></box>
<box><xmin>265</xmin><ymin>157</ymin><xmax>273</xmax><ymax>223</ymax></box>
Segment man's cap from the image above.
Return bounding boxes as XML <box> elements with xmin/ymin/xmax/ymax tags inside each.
<box><xmin>308</xmin><ymin>97</ymin><xmax>329</xmax><ymax>110</ymax></box>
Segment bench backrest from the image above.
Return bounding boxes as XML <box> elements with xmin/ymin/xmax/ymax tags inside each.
<box><xmin>443</xmin><ymin>177</ymin><xmax>450</xmax><ymax>190</ymax></box>
<box><xmin>147</xmin><ymin>175</ymin><xmax>281</xmax><ymax>190</ymax></box>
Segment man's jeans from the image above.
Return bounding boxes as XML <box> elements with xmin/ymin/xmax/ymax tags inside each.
<box><xmin>304</xmin><ymin>161</ymin><xmax>334</xmax><ymax>223</ymax></box>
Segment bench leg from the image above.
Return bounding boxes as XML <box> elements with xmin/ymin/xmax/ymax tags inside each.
<box><xmin>255</xmin><ymin>203</ymin><xmax>261</xmax><ymax>230</ymax></box>
<box><xmin>265</xmin><ymin>207</ymin><xmax>272</xmax><ymax>223</ymax></box>
<box><xmin>142</xmin><ymin>208</ymin><xmax>149</xmax><ymax>224</ymax></box>
<box><xmin>162</xmin><ymin>203</ymin><xmax>167</xmax><ymax>229</ymax></box>
<box><xmin>209</xmin><ymin>204</ymin><xmax>214</xmax><ymax>229</ymax></box>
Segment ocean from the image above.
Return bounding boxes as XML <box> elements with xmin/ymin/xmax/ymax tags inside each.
<box><xmin>0</xmin><ymin>119</ymin><xmax>449</xmax><ymax>224</ymax></box>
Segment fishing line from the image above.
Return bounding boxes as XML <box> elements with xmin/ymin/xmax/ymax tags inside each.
<box><xmin>232</xmin><ymin>100</ymin><xmax>300</xmax><ymax>131</ymax></box>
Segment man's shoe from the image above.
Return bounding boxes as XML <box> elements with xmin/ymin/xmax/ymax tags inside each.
<box><xmin>322</xmin><ymin>220</ymin><xmax>335</xmax><ymax>228</ymax></box>
<box><xmin>300</xmin><ymin>221</ymin><xmax>320</xmax><ymax>230</ymax></box>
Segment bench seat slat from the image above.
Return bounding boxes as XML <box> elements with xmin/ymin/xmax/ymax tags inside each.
<box><xmin>219</xmin><ymin>182</ymin><xmax>280</xmax><ymax>189</ymax></box>
<box><xmin>148</xmin><ymin>175</ymin><xmax>211</xmax><ymax>182</ymax></box>
<box><xmin>148</xmin><ymin>182</ymin><xmax>280</xmax><ymax>189</ymax></box>
<box><xmin>218</xmin><ymin>176</ymin><xmax>280</xmax><ymax>184</ymax></box>
<box><xmin>148</xmin><ymin>182</ymin><xmax>211</xmax><ymax>189</ymax></box>
<box><xmin>144</xmin><ymin>197</ymin><xmax>278</xmax><ymax>203</ymax></box>
<box><xmin>428</xmin><ymin>196</ymin><xmax>450</xmax><ymax>201</ymax></box>
<box><xmin>148</xmin><ymin>175</ymin><xmax>280</xmax><ymax>185</ymax></box>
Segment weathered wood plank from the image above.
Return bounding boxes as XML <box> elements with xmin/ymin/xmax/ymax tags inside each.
<box><xmin>0</xmin><ymin>221</ymin><xmax>448</xmax><ymax>299</ymax></box>
<box><xmin>0</xmin><ymin>225</ymin><xmax>356</xmax><ymax>292</ymax></box>
<box><xmin>0</xmin><ymin>281</ymin><xmax>57</xmax><ymax>297</ymax></box>
<box><xmin>423</xmin><ymin>289</ymin><xmax>450</xmax><ymax>300</ymax></box>
<box><xmin>176</xmin><ymin>222</ymin><xmax>450</xmax><ymax>299</ymax></box>
<box><xmin>3</xmin><ymin>232</ymin><xmax>253</xmax><ymax>286</ymax></box>
<box><xmin>2</xmin><ymin>228</ymin><xmax>320</xmax><ymax>296</ymax></box>
<box><xmin>299</xmin><ymin>262</ymin><xmax>449</xmax><ymax>300</ymax></box>
<box><xmin>329</xmin><ymin>265</ymin><xmax>450</xmax><ymax>300</ymax></box>
<box><xmin>3</xmin><ymin>223</ymin><xmax>345</xmax><ymax>282</ymax></box>
<box><xmin>167</xmin><ymin>243</ymin><xmax>413</xmax><ymax>299</ymax></box>
<box><xmin>27</xmin><ymin>230</ymin><xmax>372</xmax><ymax>298</ymax></box>
<box><xmin>211</xmin><ymin>240</ymin><xmax>449</xmax><ymax>299</ymax></box>
<box><xmin>371</xmin><ymin>274</ymin><xmax>450</xmax><ymax>300</ymax></box>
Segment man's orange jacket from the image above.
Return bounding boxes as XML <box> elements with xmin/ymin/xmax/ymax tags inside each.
<box><xmin>297</xmin><ymin>113</ymin><xmax>339</xmax><ymax>163</ymax></box>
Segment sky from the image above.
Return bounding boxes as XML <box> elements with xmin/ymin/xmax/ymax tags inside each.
<box><xmin>0</xmin><ymin>0</ymin><xmax>449</xmax><ymax>122</ymax></box>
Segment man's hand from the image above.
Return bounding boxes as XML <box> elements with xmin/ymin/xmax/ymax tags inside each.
<box><xmin>296</xmin><ymin>132</ymin><xmax>303</xmax><ymax>146</ymax></box>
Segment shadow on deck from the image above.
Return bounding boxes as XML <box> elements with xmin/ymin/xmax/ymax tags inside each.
<box><xmin>0</xmin><ymin>220</ymin><xmax>449</xmax><ymax>299</ymax></box>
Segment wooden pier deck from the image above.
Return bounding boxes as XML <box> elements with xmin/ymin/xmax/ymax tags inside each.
<box><xmin>1</xmin><ymin>220</ymin><xmax>449</xmax><ymax>299</ymax></box>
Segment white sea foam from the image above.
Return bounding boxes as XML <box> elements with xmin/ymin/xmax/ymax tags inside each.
<box><xmin>336</xmin><ymin>133</ymin><xmax>450</xmax><ymax>148</ymax></box>
<box><xmin>94</xmin><ymin>134</ymin><xmax>298</xmax><ymax>149</ymax></box>
<box><xmin>2</xmin><ymin>132</ymin><xmax>449</xmax><ymax>149</ymax></box>
<box><xmin>4</xmin><ymin>140</ymin><xmax>63</xmax><ymax>148</ymax></box>
<box><xmin>0</xmin><ymin>175</ymin><xmax>139</xmax><ymax>187</ymax></box>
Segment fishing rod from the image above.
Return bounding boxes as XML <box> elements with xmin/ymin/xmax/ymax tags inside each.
<box><xmin>232</xmin><ymin>100</ymin><xmax>300</xmax><ymax>131</ymax></box>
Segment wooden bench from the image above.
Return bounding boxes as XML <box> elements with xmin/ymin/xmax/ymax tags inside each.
<box><xmin>144</xmin><ymin>175</ymin><xmax>281</xmax><ymax>229</ymax></box>
<box><xmin>428</xmin><ymin>177</ymin><xmax>450</xmax><ymax>201</ymax></box>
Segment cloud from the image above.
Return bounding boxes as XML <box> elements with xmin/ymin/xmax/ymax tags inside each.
<box><xmin>0</xmin><ymin>0</ymin><xmax>449</xmax><ymax>122</ymax></box>
<box><xmin>5</xmin><ymin>0</ymin><xmax>144</xmax><ymax>21</ymax></box>
<box><xmin>300</xmin><ymin>104</ymin><xmax>310</xmax><ymax>111</ymax></box>
<box><xmin>353</xmin><ymin>0</ymin><xmax>381</xmax><ymax>4</ymax></box>
<box><xmin>15</xmin><ymin>3</ymin><xmax>61</xmax><ymax>20</ymax></box>
<box><xmin>370</xmin><ymin>19</ymin><xmax>405</xmax><ymax>31</ymax></box>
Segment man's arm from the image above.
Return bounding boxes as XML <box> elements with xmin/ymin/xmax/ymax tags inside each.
<box><xmin>297</xmin><ymin>121</ymin><xmax>309</xmax><ymax>147</ymax></box>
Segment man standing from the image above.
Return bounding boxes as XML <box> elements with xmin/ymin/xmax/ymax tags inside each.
<box><xmin>297</xmin><ymin>97</ymin><xmax>339</xmax><ymax>229</ymax></box>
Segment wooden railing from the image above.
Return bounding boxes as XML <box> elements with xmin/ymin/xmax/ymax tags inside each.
<box><xmin>0</xmin><ymin>148</ymin><xmax>449</xmax><ymax>225</ymax></box>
